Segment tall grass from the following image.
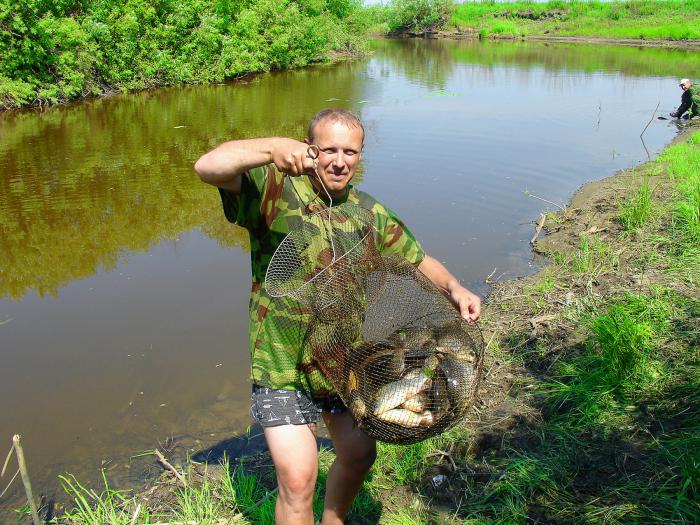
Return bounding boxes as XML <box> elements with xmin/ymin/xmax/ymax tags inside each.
<box><xmin>59</xmin><ymin>471</ymin><xmax>151</xmax><ymax>525</ymax></box>
<box><xmin>620</xmin><ymin>175</ymin><xmax>653</xmax><ymax>231</ymax></box>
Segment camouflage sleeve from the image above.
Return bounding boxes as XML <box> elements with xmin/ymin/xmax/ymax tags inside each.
<box><xmin>689</xmin><ymin>86</ymin><xmax>700</xmax><ymax>117</ymax></box>
<box><xmin>218</xmin><ymin>166</ymin><xmax>281</xmax><ymax>230</ymax></box>
<box><xmin>373</xmin><ymin>203</ymin><xmax>425</xmax><ymax>265</ymax></box>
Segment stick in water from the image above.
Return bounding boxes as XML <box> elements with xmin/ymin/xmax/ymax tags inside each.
<box><xmin>640</xmin><ymin>101</ymin><xmax>661</xmax><ymax>139</ymax></box>
<box><xmin>12</xmin><ymin>435</ymin><xmax>41</xmax><ymax>525</ymax></box>
<box><xmin>530</xmin><ymin>213</ymin><xmax>547</xmax><ymax>244</ymax></box>
<box><xmin>154</xmin><ymin>449</ymin><xmax>188</xmax><ymax>487</ymax></box>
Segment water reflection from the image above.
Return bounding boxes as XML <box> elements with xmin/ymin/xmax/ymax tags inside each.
<box><xmin>0</xmin><ymin>62</ymin><xmax>367</xmax><ymax>299</ymax></box>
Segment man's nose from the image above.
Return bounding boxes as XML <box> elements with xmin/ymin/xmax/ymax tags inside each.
<box><xmin>332</xmin><ymin>151</ymin><xmax>346</xmax><ymax>168</ymax></box>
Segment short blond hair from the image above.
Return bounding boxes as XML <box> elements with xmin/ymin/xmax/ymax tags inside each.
<box><xmin>307</xmin><ymin>109</ymin><xmax>365</xmax><ymax>143</ymax></box>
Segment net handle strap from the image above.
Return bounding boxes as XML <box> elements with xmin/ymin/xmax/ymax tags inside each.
<box><xmin>306</xmin><ymin>144</ymin><xmax>336</xmax><ymax>262</ymax></box>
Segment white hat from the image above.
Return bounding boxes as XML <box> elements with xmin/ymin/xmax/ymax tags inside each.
<box><xmin>680</xmin><ymin>78</ymin><xmax>691</xmax><ymax>85</ymax></box>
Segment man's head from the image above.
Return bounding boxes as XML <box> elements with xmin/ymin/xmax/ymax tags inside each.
<box><xmin>680</xmin><ymin>78</ymin><xmax>692</xmax><ymax>91</ymax></box>
<box><xmin>305</xmin><ymin>109</ymin><xmax>364</xmax><ymax>198</ymax></box>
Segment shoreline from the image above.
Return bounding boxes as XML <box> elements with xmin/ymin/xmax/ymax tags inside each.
<box><xmin>0</xmin><ymin>51</ymin><xmax>364</xmax><ymax>114</ymax></box>
<box><xmin>46</xmin><ymin>120</ymin><xmax>700</xmax><ymax>522</ymax></box>
<box><xmin>393</xmin><ymin>30</ymin><xmax>700</xmax><ymax>49</ymax></box>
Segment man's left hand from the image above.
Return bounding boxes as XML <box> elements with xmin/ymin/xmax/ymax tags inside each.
<box><xmin>449</xmin><ymin>285</ymin><xmax>481</xmax><ymax>322</ymax></box>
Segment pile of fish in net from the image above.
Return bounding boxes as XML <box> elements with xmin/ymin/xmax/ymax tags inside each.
<box><xmin>266</xmin><ymin>204</ymin><xmax>484</xmax><ymax>445</ymax></box>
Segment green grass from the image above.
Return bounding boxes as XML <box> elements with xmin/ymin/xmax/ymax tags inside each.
<box><xmin>619</xmin><ymin>175</ymin><xmax>653</xmax><ymax>231</ymax></box>
<box><xmin>451</xmin><ymin>0</ymin><xmax>700</xmax><ymax>40</ymax></box>
<box><xmin>59</xmin><ymin>471</ymin><xmax>151</xmax><ymax>525</ymax></box>
<box><xmin>570</xmin><ymin>234</ymin><xmax>618</xmax><ymax>277</ymax></box>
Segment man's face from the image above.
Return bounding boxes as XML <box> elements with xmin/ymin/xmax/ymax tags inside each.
<box><xmin>681</xmin><ymin>81</ymin><xmax>691</xmax><ymax>91</ymax></box>
<box><xmin>307</xmin><ymin>120</ymin><xmax>363</xmax><ymax>198</ymax></box>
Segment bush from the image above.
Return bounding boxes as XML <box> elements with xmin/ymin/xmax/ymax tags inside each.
<box><xmin>0</xmin><ymin>0</ymin><xmax>366</xmax><ymax>109</ymax></box>
<box><xmin>386</xmin><ymin>0</ymin><xmax>453</xmax><ymax>33</ymax></box>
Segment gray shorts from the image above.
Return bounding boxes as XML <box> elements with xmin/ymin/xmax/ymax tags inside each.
<box><xmin>251</xmin><ymin>385</ymin><xmax>347</xmax><ymax>428</ymax></box>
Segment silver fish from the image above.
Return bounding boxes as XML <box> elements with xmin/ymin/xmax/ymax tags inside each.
<box><xmin>373</xmin><ymin>368</ymin><xmax>431</xmax><ymax>415</ymax></box>
<box><xmin>375</xmin><ymin>408</ymin><xmax>434</xmax><ymax>427</ymax></box>
<box><xmin>402</xmin><ymin>391</ymin><xmax>428</xmax><ymax>413</ymax></box>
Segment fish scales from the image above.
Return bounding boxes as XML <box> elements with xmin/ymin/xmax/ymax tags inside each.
<box><xmin>373</xmin><ymin>368</ymin><xmax>430</xmax><ymax>415</ymax></box>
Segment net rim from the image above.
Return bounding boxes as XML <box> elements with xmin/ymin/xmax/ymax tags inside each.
<box><xmin>263</xmin><ymin>207</ymin><xmax>376</xmax><ymax>299</ymax></box>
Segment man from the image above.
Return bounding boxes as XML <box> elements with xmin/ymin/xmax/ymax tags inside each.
<box><xmin>670</xmin><ymin>78</ymin><xmax>700</xmax><ymax>119</ymax></box>
<box><xmin>194</xmin><ymin>109</ymin><xmax>481</xmax><ymax>525</ymax></box>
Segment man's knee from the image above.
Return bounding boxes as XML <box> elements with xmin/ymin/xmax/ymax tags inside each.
<box><xmin>276</xmin><ymin>463</ymin><xmax>318</xmax><ymax>502</ymax></box>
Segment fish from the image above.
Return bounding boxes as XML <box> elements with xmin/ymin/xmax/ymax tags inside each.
<box><xmin>389</xmin><ymin>326</ymin><xmax>434</xmax><ymax>351</ymax></box>
<box><xmin>434</xmin><ymin>324</ymin><xmax>468</xmax><ymax>354</ymax></box>
<box><xmin>438</xmin><ymin>355</ymin><xmax>477</xmax><ymax>409</ymax></box>
<box><xmin>401</xmin><ymin>391</ymin><xmax>428</xmax><ymax>413</ymax></box>
<box><xmin>350</xmin><ymin>396</ymin><xmax>367</xmax><ymax>419</ymax></box>
<box><xmin>375</xmin><ymin>408</ymin><xmax>434</xmax><ymax>427</ymax></box>
<box><xmin>373</xmin><ymin>368</ymin><xmax>431</xmax><ymax>415</ymax></box>
<box><xmin>429</xmin><ymin>371</ymin><xmax>449</xmax><ymax>421</ymax></box>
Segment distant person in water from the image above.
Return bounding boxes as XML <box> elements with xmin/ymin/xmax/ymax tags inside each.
<box><xmin>670</xmin><ymin>78</ymin><xmax>700</xmax><ymax>120</ymax></box>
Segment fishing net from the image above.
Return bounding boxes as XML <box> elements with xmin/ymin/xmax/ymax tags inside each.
<box><xmin>265</xmin><ymin>204</ymin><xmax>384</xmax><ymax>310</ymax></box>
<box><xmin>265</xmin><ymin>202</ymin><xmax>484</xmax><ymax>445</ymax></box>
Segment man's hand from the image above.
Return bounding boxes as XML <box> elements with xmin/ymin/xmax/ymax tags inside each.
<box><xmin>448</xmin><ymin>283</ymin><xmax>482</xmax><ymax>322</ymax></box>
<box><xmin>270</xmin><ymin>138</ymin><xmax>317</xmax><ymax>177</ymax></box>
<box><xmin>418</xmin><ymin>255</ymin><xmax>482</xmax><ymax>322</ymax></box>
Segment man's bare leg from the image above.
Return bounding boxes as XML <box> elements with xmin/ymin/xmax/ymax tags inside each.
<box><xmin>264</xmin><ymin>423</ymin><xmax>319</xmax><ymax>525</ymax></box>
<box><xmin>321</xmin><ymin>412</ymin><xmax>377</xmax><ymax>525</ymax></box>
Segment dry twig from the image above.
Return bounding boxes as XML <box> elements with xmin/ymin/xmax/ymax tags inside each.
<box><xmin>640</xmin><ymin>101</ymin><xmax>660</xmax><ymax>140</ymax></box>
<box><xmin>527</xmin><ymin>193</ymin><xmax>566</xmax><ymax>211</ymax></box>
<box><xmin>530</xmin><ymin>213</ymin><xmax>547</xmax><ymax>244</ymax></box>
<box><xmin>1</xmin><ymin>445</ymin><xmax>13</xmax><ymax>477</ymax></box>
<box><xmin>154</xmin><ymin>450</ymin><xmax>187</xmax><ymax>488</ymax></box>
<box><xmin>12</xmin><ymin>435</ymin><xmax>41</xmax><ymax>525</ymax></box>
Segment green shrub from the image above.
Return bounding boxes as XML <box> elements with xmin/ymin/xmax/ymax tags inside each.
<box><xmin>0</xmin><ymin>0</ymin><xmax>365</xmax><ymax>109</ymax></box>
<box><xmin>386</xmin><ymin>0</ymin><xmax>453</xmax><ymax>33</ymax></box>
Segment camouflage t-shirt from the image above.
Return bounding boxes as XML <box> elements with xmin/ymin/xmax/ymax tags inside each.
<box><xmin>219</xmin><ymin>165</ymin><xmax>425</xmax><ymax>395</ymax></box>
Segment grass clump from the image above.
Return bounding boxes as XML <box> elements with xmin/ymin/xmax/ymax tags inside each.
<box><xmin>570</xmin><ymin>234</ymin><xmax>618</xmax><ymax>277</ymax></box>
<box><xmin>59</xmin><ymin>471</ymin><xmax>151</xmax><ymax>524</ymax></box>
<box><xmin>619</xmin><ymin>175</ymin><xmax>653</xmax><ymax>231</ymax></box>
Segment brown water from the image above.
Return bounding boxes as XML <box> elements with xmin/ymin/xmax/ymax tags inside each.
<box><xmin>0</xmin><ymin>38</ymin><xmax>697</xmax><ymax>511</ymax></box>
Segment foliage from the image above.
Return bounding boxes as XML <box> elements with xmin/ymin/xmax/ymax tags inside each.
<box><xmin>384</xmin><ymin>0</ymin><xmax>454</xmax><ymax>33</ymax></box>
<box><xmin>451</xmin><ymin>0</ymin><xmax>700</xmax><ymax>40</ymax></box>
<box><xmin>0</xmin><ymin>0</ymin><xmax>366</xmax><ymax>109</ymax></box>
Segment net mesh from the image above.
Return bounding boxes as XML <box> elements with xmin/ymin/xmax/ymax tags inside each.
<box><xmin>265</xmin><ymin>203</ymin><xmax>484</xmax><ymax>444</ymax></box>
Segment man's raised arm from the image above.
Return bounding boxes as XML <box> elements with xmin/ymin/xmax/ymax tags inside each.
<box><xmin>194</xmin><ymin>137</ymin><xmax>316</xmax><ymax>192</ymax></box>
